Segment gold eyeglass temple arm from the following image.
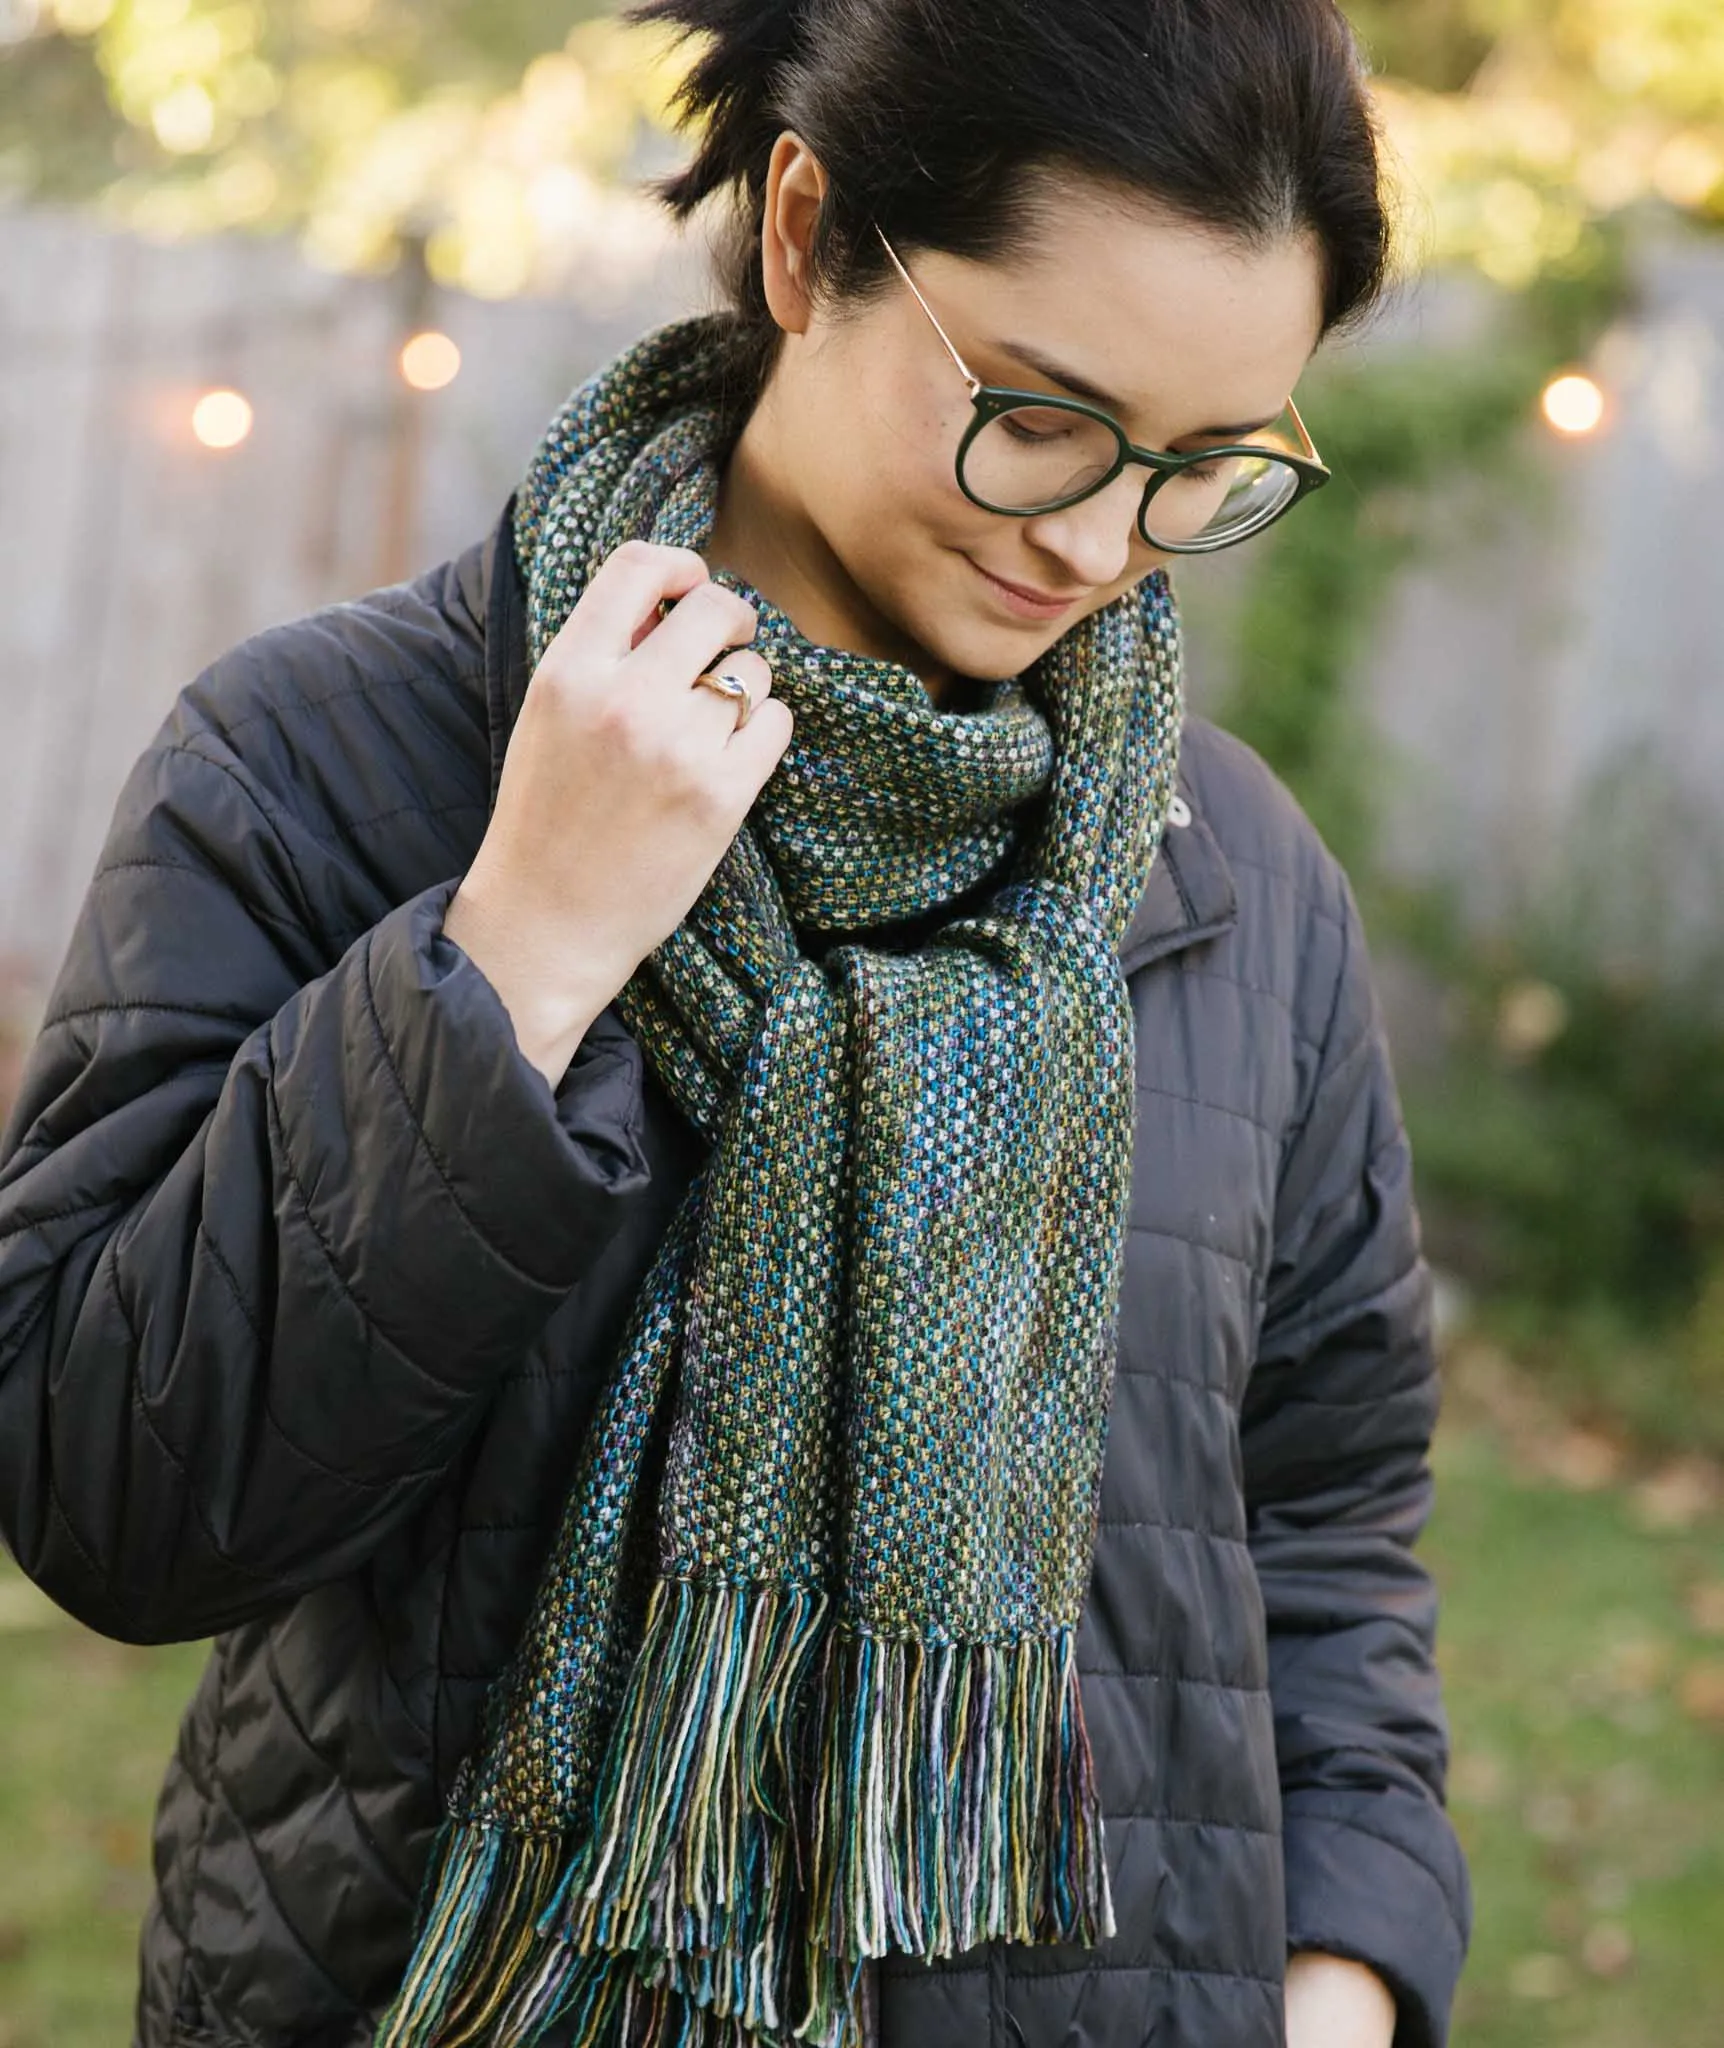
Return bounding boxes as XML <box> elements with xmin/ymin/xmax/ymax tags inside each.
<box><xmin>875</xmin><ymin>225</ymin><xmax>983</xmax><ymax>397</ymax></box>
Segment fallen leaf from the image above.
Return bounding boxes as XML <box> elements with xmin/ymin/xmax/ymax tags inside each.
<box><xmin>1582</xmin><ymin>1923</ymin><xmax>1635</xmax><ymax>1977</ymax></box>
<box><xmin>99</xmin><ymin>1819</ymin><xmax>143</xmax><ymax>1868</ymax></box>
<box><xmin>1523</xmin><ymin>1789</ymin><xmax>1580</xmax><ymax>1843</ymax></box>
<box><xmin>1608</xmin><ymin>1696</ymin><xmax>1663</xmax><ymax>1736</ymax></box>
<box><xmin>1496</xmin><ymin>979</ymin><xmax>1570</xmax><ymax>1060</ymax></box>
<box><xmin>1540</xmin><ymin>1425</ymin><xmax>1622</xmax><ymax>1491</ymax></box>
<box><xmin>1598</xmin><ymin>1762</ymin><xmax>1652</xmax><ymax>1813</ymax></box>
<box><xmin>1678</xmin><ymin>1660</ymin><xmax>1724</xmax><ymax>1726</ymax></box>
<box><xmin>1451</xmin><ymin>1749</ymin><xmax>1507</xmax><ymax>1807</ymax></box>
<box><xmin>60</xmin><ymin>1632</ymin><xmax>147</xmax><ymax>1683</ymax></box>
<box><xmin>1602</xmin><ymin>1636</ymin><xmax>1671</xmax><ymax>1699</ymax></box>
<box><xmin>1542</xmin><ymin>1895</ymin><xmax>1584</xmax><ymax>1943</ymax></box>
<box><xmin>1631</xmin><ymin>1457</ymin><xmax>1723</xmax><ymax>1532</ymax></box>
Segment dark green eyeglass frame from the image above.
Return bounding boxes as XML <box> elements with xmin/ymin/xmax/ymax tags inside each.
<box><xmin>874</xmin><ymin>225</ymin><xmax>1331</xmax><ymax>555</ymax></box>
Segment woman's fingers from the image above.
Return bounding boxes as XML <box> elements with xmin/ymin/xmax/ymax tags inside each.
<box><xmin>534</xmin><ymin>534</ymin><xmax>784</xmax><ymax>769</ymax></box>
<box><xmin>446</xmin><ymin>533</ymin><xmax>798</xmax><ymax>1080</ymax></box>
<box><xmin>723</xmin><ymin>692</ymin><xmax>795</xmax><ymax>785</ymax></box>
<box><xmin>557</xmin><ymin>538</ymin><xmax>712</xmax><ymax>663</ymax></box>
<box><xmin>619</xmin><ymin>563</ymin><xmax>783</xmax><ymax>752</ymax></box>
<box><xmin>633</xmin><ymin>576</ymin><xmax>763</xmax><ymax>696</ymax></box>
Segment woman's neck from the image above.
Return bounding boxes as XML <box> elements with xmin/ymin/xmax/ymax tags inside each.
<box><xmin>705</xmin><ymin>401</ymin><xmax>961</xmax><ymax>708</ymax></box>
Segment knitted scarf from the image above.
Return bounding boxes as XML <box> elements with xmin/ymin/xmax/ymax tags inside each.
<box><xmin>376</xmin><ymin>315</ymin><xmax>1184</xmax><ymax>2048</ymax></box>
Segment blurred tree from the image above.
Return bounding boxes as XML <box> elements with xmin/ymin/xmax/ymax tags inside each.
<box><xmin>1358</xmin><ymin>0</ymin><xmax>1724</xmax><ymax>286</ymax></box>
<box><xmin>1</xmin><ymin>2</ymin><xmax>1719</xmax><ymax>296</ymax></box>
<box><xmin>0</xmin><ymin>0</ymin><xmax>686</xmax><ymax>297</ymax></box>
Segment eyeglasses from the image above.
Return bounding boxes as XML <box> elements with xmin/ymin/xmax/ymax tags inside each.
<box><xmin>875</xmin><ymin>226</ymin><xmax>1330</xmax><ymax>555</ymax></box>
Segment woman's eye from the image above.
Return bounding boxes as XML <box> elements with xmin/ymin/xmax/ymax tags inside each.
<box><xmin>1181</xmin><ymin>460</ymin><xmax>1224</xmax><ymax>484</ymax></box>
<box><xmin>1001</xmin><ymin>415</ymin><xmax>1067</xmax><ymax>445</ymax></box>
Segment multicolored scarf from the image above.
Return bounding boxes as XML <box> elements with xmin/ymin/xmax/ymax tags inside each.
<box><xmin>377</xmin><ymin>315</ymin><xmax>1183</xmax><ymax>2048</ymax></box>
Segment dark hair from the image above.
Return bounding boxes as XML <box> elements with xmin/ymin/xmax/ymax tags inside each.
<box><xmin>629</xmin><ymin>0</ymin><xmax>1390</xmax><ymax>426</ymax></box>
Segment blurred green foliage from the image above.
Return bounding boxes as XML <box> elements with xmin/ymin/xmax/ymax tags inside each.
<box><xmin>0</xmin><ymin>0</ymin><xmax>679</xmax><ymax>294</ymax></box>
<box><xmin>1395</xmin><ymin>836</ymin><xmax>1724</xmax><ymax>1307</ymax></box>
<box><xmin>1356</xmin><ymin>0</ymin><xmax>1724</xmax><ymax>284</ymax></box>
<box><xmin>0</xmin><ymin>7</ymin><xmax>1721</xmax><ymax>2045</ymax></box>
<box><xmin>2</xmin><ymin>2</ymin><xmax>1723</xmax><ymax>294</ymax></box>
<box><xmin>1221</xmin><ymin>346</ymin><xmax>1543</xmax><ymax>875</ymax></box>
<box><xmin>1396</xmin><ymin>898</ymin><xmax>1724</xmax><ymax>1453</ymax></box>
<box><xmin>1221</xmin><ymin>236</ymin><xmax>1629</xmax><ymax>874</ymax></box>
<box><xmin>1210</xmin><ymin>221</ymin><xmax>1724</xmax><ymax>1456</ymax></box>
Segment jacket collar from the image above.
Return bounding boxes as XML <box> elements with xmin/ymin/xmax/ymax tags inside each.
<box><xmin>480</xmin><ymin>492</ymin><xmax>1235</xmax><ymax>975</ymax></box>
<box><xmin>1117</xmin><ymin>795</ymin><xmax>1237</xmax><ymax>976</ymax></box>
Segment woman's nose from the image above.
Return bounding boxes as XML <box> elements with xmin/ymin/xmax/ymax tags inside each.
<box><xmin>1017</xmin><ymin>468</ymin><xmax>1147</xmax><ymax>590</ymax></box>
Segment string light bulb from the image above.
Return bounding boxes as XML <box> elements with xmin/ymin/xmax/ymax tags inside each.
<box><xmin>400</xmin><ymin>330</ymin><xmax>462</xmax><ymax>392</ymax></box>
<box><xmin>191</xmin><ymin>389</ymin><xmax>254</xmax><ymax>450</ymax></box>
<box><xmin>185</xmin><ymin>334</ymin><xmax>461</xmax><ymax>459</ymax></box>
<box><xmin>1541</xmin><ymin>372</ymin><xmax>1606</xmax><ymax>437</ymax></box>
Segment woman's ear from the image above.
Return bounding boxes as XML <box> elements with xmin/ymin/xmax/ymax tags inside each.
<box><xmin>759</xmin><ymin>131</ymin><xmax>830</xmax><ymax>336</ymax></box>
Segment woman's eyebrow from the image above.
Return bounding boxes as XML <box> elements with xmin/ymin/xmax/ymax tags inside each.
<box><xmin>993</xmin><ymin>336</ymin><xmax>1280</xmax><ymax>439</ymax></box>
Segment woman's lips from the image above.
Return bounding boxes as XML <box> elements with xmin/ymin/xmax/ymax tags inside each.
<box><xmin>966</xmin><ymin>556</ymin><xmax>1085</xmax><ymax>621</ymax></box>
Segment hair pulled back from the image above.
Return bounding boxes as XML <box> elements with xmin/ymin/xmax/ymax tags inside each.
<box><xmin>630</xmin><ymin>0</ymin><xmax>1391</xmax><ymax>427</ymax></box>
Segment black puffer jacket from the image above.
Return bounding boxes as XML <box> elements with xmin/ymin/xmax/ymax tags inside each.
<box><xmin>0</xmin><ymin>496</ymin><xmax>1470</xmax><ymax>2048</ymax></box>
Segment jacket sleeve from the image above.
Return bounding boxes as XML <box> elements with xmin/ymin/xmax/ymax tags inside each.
<box><xmin>1239</xmin><ymin>870</ymin><xmax>1472</xmax><ymax>2048</ymax></box>
<box><xmin>0</xmin><ymin>724</ymin><xmax>652</xmax><ymax>1647</ymax></box>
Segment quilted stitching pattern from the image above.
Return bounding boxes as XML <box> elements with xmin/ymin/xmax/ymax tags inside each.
<box><xmin>0</xmin><ymin>518</ymin><xmax>1467</xmax><ymax>2048</ymax></box>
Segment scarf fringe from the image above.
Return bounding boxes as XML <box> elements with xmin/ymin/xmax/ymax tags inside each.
<box><xmin>795</xmin><ymin>1620</ymin><xmax>1115</xmax><ymax>2044</ymax></box>
<box><xmin>544</xmin><ymin>1575</ymin><xmax>828</xmax><ymax>2030</ymax></box>
<box><xmin>376</xmin><ymin>1580</ymin><xmax>1113</xmax><ymax>2047</ymax></box>
<box><xmin>375</xmin><ymin>1826</ymin><xmax>572</xmax><ymax>2048</ymax></box>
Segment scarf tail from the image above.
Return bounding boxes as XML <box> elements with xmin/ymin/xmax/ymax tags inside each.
<box><xmin>375</xmin><ymin>1592</ymin><xmax>1113</xmax><ymax>2048</ymax></box>
<box><xmin>552</xmin><ymin>1583</ymin><xmax>1110</xmax><ymax>2046</ymax></box>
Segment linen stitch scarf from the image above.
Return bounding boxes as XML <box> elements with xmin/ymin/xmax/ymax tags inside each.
<box><xmin>377</xmin><ymin>314</ymin><xmax>1184</xmax><ymax>2048</ymax></box>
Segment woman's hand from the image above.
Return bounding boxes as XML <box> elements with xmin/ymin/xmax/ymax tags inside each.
<box><xmin>1284</xmin><ymin>1950</ymin><xmax>1397</xmax><ymax>2048</ymax></box>
<box><xmin>445</xmin><ymin>539</ymin><xmax>793</xmax><ymax>1087</ymax></box>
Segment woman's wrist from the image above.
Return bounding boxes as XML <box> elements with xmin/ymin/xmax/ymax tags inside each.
<box><xmin>1284</xmin><ymin>1950</ymin><xmax>1397</xmax><ymax>2048</ymax></box>
<box><xmin>443</xmin><ymin>883</ymin><xmax>622</xmax><ymax>1090</ymax></box>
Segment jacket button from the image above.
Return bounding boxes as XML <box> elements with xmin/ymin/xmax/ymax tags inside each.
<box><xmin>1167</xmin><ymin>794</ymin><xmax>1192</xmax><ymax>829</ymax></box>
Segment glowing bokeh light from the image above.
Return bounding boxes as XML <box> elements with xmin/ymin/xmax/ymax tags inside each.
<box><xmin>400</xmin><ymin>330</ymin><xmax>462</xmax><ymax>392</ymax></box>
<box><xmin>1541</xmin><ymin>373</ymin><xmax>1606</xmax><ymax>437</ymax></box>
<box><xmin>192</xmin><ymin>389</ymin><xmax>254</xmax><ymax>450</ymax></box>
<box><xmin>152</xmin><ymin>80</ymin><xmax>217</xmax><ymax>155</ymax></box>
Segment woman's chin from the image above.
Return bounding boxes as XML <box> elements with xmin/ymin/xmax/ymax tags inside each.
<box><xmin>868</xmin><ymin>554</ymin><xmax>1088</xmax><ymax>687</ymax></box>
<box><xmin>930</xmin><ymin>613</ymin><xmax>1075</xmax><ymax>685</ymax></box>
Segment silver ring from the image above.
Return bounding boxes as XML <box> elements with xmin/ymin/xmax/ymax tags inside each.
<box><xmin>691</xmin><ymin>667</ymin><xmax>755</xmax><ymax>731</ymax></box>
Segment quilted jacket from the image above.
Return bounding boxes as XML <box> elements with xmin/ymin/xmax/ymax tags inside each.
<box><xmin>0</xmin><ymin>493</ymin><xmax>1471</xmax><ymax>2047</ymax></box>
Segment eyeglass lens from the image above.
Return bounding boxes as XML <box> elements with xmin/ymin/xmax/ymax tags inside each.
<box><xmin>960</xmin><ymin>404</ymin><xmax>1303</xmax><ymax>548</ymax></box>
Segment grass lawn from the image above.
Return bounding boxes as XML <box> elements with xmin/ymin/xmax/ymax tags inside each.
<box><xmin>0</xmin><ymin>1574</ymin><xmax>206</xmax><ymax>2048</ymax></box>
<box><xmin>1427</xmin><ymin>1373</ymin><xmax>1724</xmax><ymax>2047</ymax></box>
<box><xmin>1</xmin><ymin>1368</ymin><xmax>1722</xmax><ymax>2045</ymax></box>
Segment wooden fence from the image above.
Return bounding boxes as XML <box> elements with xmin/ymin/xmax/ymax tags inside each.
<box><xmin>1355</xmin><ymin>232</ymin><xmax>1724</xmax><ymax>967</ymax></box>
<box><xmin>2</xmin><ymin>200</ymin><xmax>1721</xmax><ymax>1044</ymax></box>
<box><xmin>0</xmin><ymin>199</ymin><xmax>702</xmax><ymax>1011</ymax></box>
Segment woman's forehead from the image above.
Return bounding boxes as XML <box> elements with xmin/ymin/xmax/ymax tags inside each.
<box><xmin>914</xmin><ymin>191</ymin><xmax>1326</xmax><ymax>440</ymax></box>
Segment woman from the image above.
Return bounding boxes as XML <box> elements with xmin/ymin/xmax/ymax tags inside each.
<box><xmin>0</xmin><ymin>0</ymin><xmax>1469</xmax><ymax>2043</ymax></box>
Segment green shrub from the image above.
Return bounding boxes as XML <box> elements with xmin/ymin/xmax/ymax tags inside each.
<box><xmin>1208</xmin><ymin>234</ymin><xmax>1724</xmax><ymax>1451</ymax></box>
